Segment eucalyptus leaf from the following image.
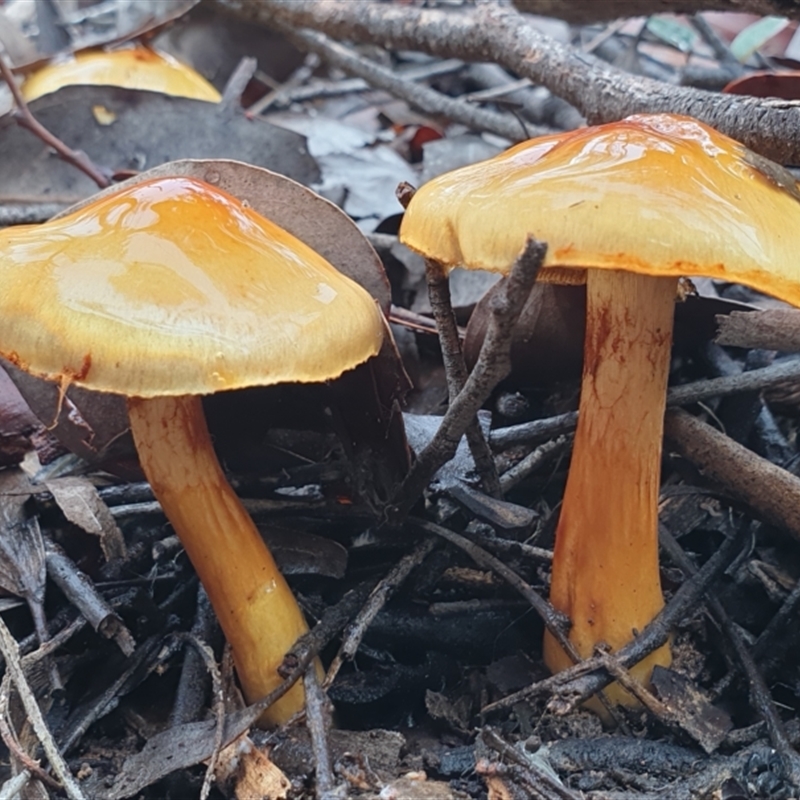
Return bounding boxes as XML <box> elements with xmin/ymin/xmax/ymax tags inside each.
<box><xmin>730</xmin><ymin>16</ymin><xmax>789</xmax><ymax>62</ymax></box>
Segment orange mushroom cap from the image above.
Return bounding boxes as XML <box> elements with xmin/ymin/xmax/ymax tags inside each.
<box><xmin>22</xmin><ymin>47</ymin><xmax>221</xmax><ymax>103</ymax></box>
<box><xmin>400</xmin><ymin>114</ymin><xmax>800</xmax><ymax>303</ymax></box>
<box><xmin>0</xmin><ymin>176</ymin><xmax>385</xmax><ymax>726</ymax></box>
<box><xmin>0</xmin><ymin>176</ymin><xmax>384</xmax><ymax>397</ymax></box>
<box><xmin>399</xmin><ymin>113</ymin><xmax>800</xmax><ymax>710</ymax></box>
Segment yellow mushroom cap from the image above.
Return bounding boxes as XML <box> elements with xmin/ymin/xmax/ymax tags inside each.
<box><xmin>0</xmin><ymin>177</ymin><xmax>384</xmax><ymax>397</ymax></box>
<box><xmin>22</xmin><ymin>47</ymin><xmax>221</xmax><ymax>103</ymax></box>
<box><xmin>400</xmin><ymin>114</ymin><xmax>800</xmax><ymax>306</ymax></box>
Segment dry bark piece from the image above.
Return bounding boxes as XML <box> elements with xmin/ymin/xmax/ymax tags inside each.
<box><xmin>650</xmin><ymin>667</ymin><xmax>733</xmax><ymax>754</ymax></box>
<box><xmin>716</xmin><ymin>308</ymin><xmax>800</xmax><ymax>352</ymax></box>
<box><xmin>44</xmin><ymin>541</ymin><xmax>135</xmax><ymax>656</ymax></box>
<box><xmin>0</xmin><ymin>175</ymin><xmax>386</xmax><ymax>725</ymax></box>
<box><xmin>664</xmin><ymin>409</ymin><xmax>800</xmax><ymax>541</ymax></box>
<box><xmin>400</xmin><ymin>113</ymin><xmax>800</xmax><ymax>709</ymax></box>
<box><xmin>0</xmin><ymin>471</ymin><xmax>48</xmax><ymax>648</ymax></box>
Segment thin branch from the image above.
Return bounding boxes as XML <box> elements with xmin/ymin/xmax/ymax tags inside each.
<box><xmin>269</xmin><ymin>19</ymin><xmax>537</xmax><ymax>141</ymax></box>
<box><xmin>512</xmin><ymin>0</ymin><xmax>800</xmax><ymax>23</ymax></box>
<box><xmin>221</xmin><ymin>0</ymin><xmax>800</xmax><ymax>163</ymax></box>
<box><xmin>389</xmin><ymin>238</ymin><xmax>546</xmax><ymax>520</ymax></box>
<box><xmin>492</xmin><ymin>358</ymin><xmax>800</xmax><ymax>449</ymax></box>
<box><xmin>396</xmin><ymin>183</ymin><xmax>502</xmax><ymax>497</ymax></box>
<box><xmin>664</xmin><ymin>409</ymin><xmax>800</xmax><ymax>542</ymax></box>
<box><xmin>659</xmin><ymin>526</ymin><xmax>800</xmax><ymax>786</ymax></box>
<box><xmin>0</xmin><ymin>615</ymin><xmax>86</xmax><ymax>800</ymax></box>
<box><xmin>411</xmin><ymin>517</ymin><xmax>571</xmax><ymax>650</ymax></box>
<box><xmin>303</xmin><ymin>666</ymin><xmax>340</xmax><ymax>800</ymax></box>
<box><xmin>482</xmin><ymin>525</ymin><xmax>745</xmax><ymax>714</ymax></box>
<box><xmin>324</xmin><ymin>538</ymin><xmax>436</xmax><ymax>687</ymax></box>
<box><xmin>0</xmin><ymin>57</ymin><xmax>110</xmax><ymax>189</ymax></box>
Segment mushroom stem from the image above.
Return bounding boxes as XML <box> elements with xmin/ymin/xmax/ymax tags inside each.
<box><xmin>127</xmin><ymin>394</ymin><xmax>311</xmax><ymax>726</ymax></box>
<box><xmin>543</xmin><ymin>269</ymin><xmax>675</xmax><ymax>705</ymax></box>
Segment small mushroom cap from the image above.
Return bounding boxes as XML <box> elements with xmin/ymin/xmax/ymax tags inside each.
<box><xmin>400</xmin><ymin>114</ymin><xmax>800</xmax><ymax>306</ymax></box>
<box><xmin>22</xmin><ymin>47</ymin><xmax>221</xmax><ymax>103</ymax></box>
<box><xmin>0</xmin><ymin>177</ymin><xmax>384</xmax><ymax>397</ymax></box>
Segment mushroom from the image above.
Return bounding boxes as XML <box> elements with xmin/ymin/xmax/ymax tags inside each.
<box><xmin>399</xmin><ymin>113</ymin><xmax>800</xmax><ymax>705</ymax></box>
<box><xmin>0</xmin><ymin>175</ymin><xmax>385</xmax><ymax>724</ymax></box>
<box><xmin>22</xmin><ymin>46</ymin><xmax>221</xmax><ymax>103</ymax></box>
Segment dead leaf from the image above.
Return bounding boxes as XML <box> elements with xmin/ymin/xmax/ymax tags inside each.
<box><xmin>0</xmin><ymin>470</ymin><xmax>45</xmax><ymax>606</ymax></box>
<box><xmin>45</xmin><ymin>477</ymin><xmax>126</xmax><ymax>560</ymax></box>
<box><xmin>0</xmin><ymin>84</ymin><xmax>318</xmax><ymax>205</ymax></box>
<box><xmin>217</xmin><ymin>734</ymin><xmax>291</xmax><ymax>800</ymax></box>
<box><xmin>651</xmin><ymin>667</ymin><xmax>733</xmax><ymax>754</ymax></box>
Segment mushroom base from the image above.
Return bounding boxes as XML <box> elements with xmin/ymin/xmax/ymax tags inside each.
<box><xmin>543</xmin><ymin>269</ymin><xmax>675</xmax><ymax>708</ymax></box>
<box><xmin>128</xmin><ymin>394</ymin><xmax>314</xmax><ymax>726</ymax></box>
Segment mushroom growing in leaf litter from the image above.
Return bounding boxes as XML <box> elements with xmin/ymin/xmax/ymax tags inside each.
<box><xmin>399</xmin><ymin>113</ymin><xmax>800</xmax><ymax>707</ymax></box>
<box><xmin>22</xmin><ymin>46</ymin><xmax>221</xmax><ymax>103</ymax></box>
<box><xmin>0</xmin><ymin>176</ymin><xmax>385</xmax><ymax>725</ymax></box>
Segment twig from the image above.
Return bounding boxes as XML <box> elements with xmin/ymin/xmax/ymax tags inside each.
<box><xmin>0</xmin><ymin>615</ymin><xmax>87</xmax><ymax>800</ymax></box>
<box><xmin>170</xmin><ymin>586</ymin><xmax>216</xmax><ymax>727</ymax></box>
<box><xmin>390</xmin><ymin>238</ymin><xmax>546</xmax><ymax>520</ymax></box>
<box><xmin>269</xmin><ymin>57</ymin><xmax>466</xmax><ymax>106</ymax></box>
<box><xmin>396</xmin><ymin>183</ymin><xmax>501</xmax><ymax>497</ymax></box>
<box><xmin>664</xmin><ymin>409</ymin><xmax>800</xmax><ymax>542</ymax></box>
<box><xmin>281</xmin><ymin>581</ymin><xmax>376</xmax><ymax>680</ymax></box>
<box><xmin>659</xmin><ymin>526</ymin><xmax>800</xmax><ymax>788</ymax></box>
<box><xmin>480</xmin><ymin>728</ymin><xmax>582</xmax><ymax>800</ymax></box>
<box><xmin>410</xmin><ymin>518</ymin><xmax>575</xmax><ymax>663</ymax></box>
<box><xmin>716</xmin><ymin>309</ymin><xmax>800</xmax><ymax>352</ymax></box>
<box><xmin>463</xmin><ymin>526</ymin><xmax>552</xmax><ymax>563</ymax></box>
<box><xmin>303</xmin><ymin>666</ymin><xmax>341</xmax><ymax>800</ymax></box>
<box><xmin>414</xmin><ymin>516</ymin><xmax>623</xmax><ymax>738</ymax></box>
<box><xmin>219</xmin><ymin>0</ymin><xmax>800</xmax><ymax>163</ymax></box>
<box><xmin>0</xmin><ymin>770</ymin><xmax>31</xmax><ymax>800</ymax></box>
<box><xmin>268</xmin><ymin>19</ymin><xmax>538</xmax><ymax>141</ymax></box>
<box><xmin>491</xmin><ymin>358</ymin><xmax>800</xmax><ymax>449</ymax></box>
<box><xmin>491</xmin><ymin>411</ymin><xmax>577</xmax><ymax>450</ymax></box>
<box><xmin>44</xmin><ymin>540</ymin><xmax>136</xmax><ymax>656</ymax></box>
<box><xmin>219</xmin><ymin>56</ymin><xmax>257</xmax><ymax>111</ymax></box>
<box><xmin>0</xmin><ymin>675</ymin><xmax>61</xmax><ymax>789</ymax></box>
<box><xmin>499</xmin><ymin>434</ymin><xmax>571</xmax><ymax>493</ymax></box>
<box><xmin>689</xmin><ymin>13</ymin><xmax>743</xmax><ymax>68</ymax></box>
<box><xmin>247</xmin><ymin>53</ymin><xmax>321</xmax><ymax>115</ymax></box>
<box><xmin>427</xmin><ymin>255</ymin><xmax>503</xmax><ymax>497</ymax></box>
<box><xmin>171</xmin><ymin>632</ymin><xmax>225</xmax><ymax>800</ymax></box>
<box><xmin>0</xmin><ymin>56</ymin><xmax>110</xmax><ymax>189</ymax></box>
<box><xmin>667</xmin><ymin>359</ymin><xmax>800</xmax><ymax>406</ymax></box>
<box><xmin>482</xmin><ymin>525</ymin><xmax>745</xmax><ymax>714</ymax></box>
<box><xmin>324</xmin><ymin>538</ymin><xmax>436</xmax><ymax>687</ymax></box>
<box><xmin>751</xmin><ymin>572</ymin><xmax>800</xmax><ymax>673</ymax></box>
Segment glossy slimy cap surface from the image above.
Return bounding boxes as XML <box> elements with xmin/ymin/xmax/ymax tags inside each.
<box><xmin>22</xmin><ymin>47</ymin><xmax>221</xmax><ymax>103</ymax></box>
<box><xmin>0</xmin><ymin>177</ymin><xmax>384</xmax><ymax>397</ymax></box>
<box><xmin>400</xmin><ymin>114</ymin><xmax>800</xmax><ymax>306</ymax></box>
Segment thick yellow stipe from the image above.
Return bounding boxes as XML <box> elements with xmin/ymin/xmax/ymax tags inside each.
<box><xmin>129</xmin><ymin>394</ymin><xmax>314</xmax><ymax>725</ymax></box>
<box><xmin>544</xmin><ymin>270</ymin><xmax>674</xmax><ymax>706</ymax></box>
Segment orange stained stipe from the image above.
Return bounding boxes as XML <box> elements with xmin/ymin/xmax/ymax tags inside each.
<box><xmin>0</xmin><ymin>176</ymin><xmax>384</xmax><ymax>398</ymax></box>
<box><xmin>400</xmin><ymin>114</ymin><xmax>800</xmax><ymax>306</ymax></box>
<box><xmin>22</xmin><ymin>47</ymin><xmax>221</xmax><ymax>103</ymax></box>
